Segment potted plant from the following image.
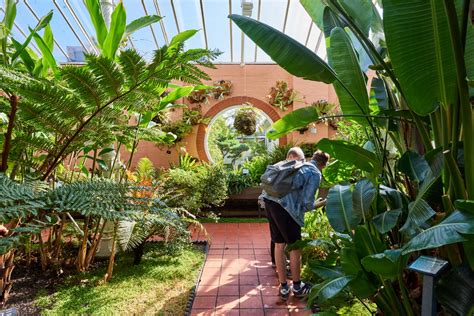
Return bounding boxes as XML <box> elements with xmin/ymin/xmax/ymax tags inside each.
<box><xmin>213</xmin><ymin>80</ymin><xmax>233</xmax><ymax>100</ymax></box>
<box><xmin>312</xmin><ymin>99</ymin><xmax>340</xmax><ymax>128</ymax></box>
<box><xmin>187</xmin><ymin>89</ymin><xmax>210</xmax><ymax>104</ymax></box>
<box><xmin>267</xmin><ymin>80</ymin><xmax>299</xmax><ymax>111</ymax></box>
<box><xmin>233</xmin><ymin>104</ymin><xmax>257</xmax><ymax>136</ymax></box>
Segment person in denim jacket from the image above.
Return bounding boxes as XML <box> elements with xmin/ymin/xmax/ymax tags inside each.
<box><xmin>262</xmin><ymin>149</ymin><xmax>329</xmax><ymax>300</ymax></box>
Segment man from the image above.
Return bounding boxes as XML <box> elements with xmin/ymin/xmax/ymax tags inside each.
<box><xmin>263</xmin><ymin>149</ymin><xmax>329</xmax><ymax>300</ymax></box>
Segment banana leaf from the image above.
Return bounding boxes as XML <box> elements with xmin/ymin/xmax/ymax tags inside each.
<box><xmin>228</xmin><ymin>14</ymin><xmax>337</xmax><ymax>83</ymax></box>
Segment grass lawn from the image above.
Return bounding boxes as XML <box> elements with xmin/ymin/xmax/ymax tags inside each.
<box><xmin>35</xmin><ymin>243</ymin><xmax>204</xmax><ymax>315</ymax></box>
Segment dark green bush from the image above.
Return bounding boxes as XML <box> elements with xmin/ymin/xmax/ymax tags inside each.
<box><xmin>162</xmin><ymin>163</ymin><xmax>228</xmax><ymax>215</ymax></box>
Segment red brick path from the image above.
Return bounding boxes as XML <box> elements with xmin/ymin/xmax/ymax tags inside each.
<box><xmin>191</xmin><ymin>223</ymin><xmax>312</xmax><ymax>316</ymax></box>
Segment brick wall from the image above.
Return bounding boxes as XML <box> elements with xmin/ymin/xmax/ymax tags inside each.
<box><xmin>120</xmin><ymin>64</ymin><xmax>337</xmax><ymax>169</ymax></box>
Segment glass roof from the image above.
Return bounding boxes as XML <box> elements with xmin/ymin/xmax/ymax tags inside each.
<box><xmin>1</xmin><ymin>0</ymin><xmax>326</xmax><ymax>64</ymax></box>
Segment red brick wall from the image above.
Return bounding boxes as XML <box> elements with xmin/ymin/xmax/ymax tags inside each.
<box><xmin>121</xmin><ymin>64</ymin><xmax>337</xmax><ymax>169</ymax></box>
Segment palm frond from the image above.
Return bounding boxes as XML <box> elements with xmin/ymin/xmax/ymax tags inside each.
<box><xmin>85</xmin><ymin>54</ymin><xmax>124</xmax><ymax>96</ymax></box>
<box><xmin>118</xmin><ymin>49</ymin><xmax>147</xmax><ymax>86</ymax></box>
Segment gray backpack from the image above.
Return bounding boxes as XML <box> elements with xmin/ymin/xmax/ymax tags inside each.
<box><xmin>260</xmin><ymin>160</ymin><xmax>305</xmax><ymax>198</ymax></box>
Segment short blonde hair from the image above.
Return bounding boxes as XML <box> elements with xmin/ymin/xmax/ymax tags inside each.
<box><xmin>287</xmin><ymin>147</ymin><xmax>305</xmax><ymax>160</ymax></box>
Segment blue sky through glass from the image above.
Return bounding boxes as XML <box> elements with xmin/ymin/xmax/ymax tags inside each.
<box><xmin>1</xmin><ymin>0</ymin><xmax>325</xmax><ymax>64</ymax></box>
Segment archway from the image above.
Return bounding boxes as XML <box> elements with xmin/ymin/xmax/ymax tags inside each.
<box><xmin>196</xmin><ymin>96</ymin><xmax>288</xmax><ymax>161</ymax></box>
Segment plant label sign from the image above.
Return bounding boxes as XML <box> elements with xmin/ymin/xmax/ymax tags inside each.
<box><xmin>408</xmin><ymin>256</ymin><xmax>449</xmax><ymax>276</ymax></box>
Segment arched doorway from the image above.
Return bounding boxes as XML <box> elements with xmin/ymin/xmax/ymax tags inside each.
<box><xmin>196</xmin><ymin>96</ymin><xmax>287</xmax><ymax>162</ymax></box>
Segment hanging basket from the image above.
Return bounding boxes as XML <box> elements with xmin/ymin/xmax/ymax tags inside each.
<box><xmin>233</xmin><ymin>105</ymin><xmax>257</xmax><ymax>136</ymax></box>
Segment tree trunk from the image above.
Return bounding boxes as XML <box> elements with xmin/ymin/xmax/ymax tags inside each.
<box><xmin>0</xmin><ymin>251</ymin><xmax>15</xmax><ymax>307</ymax></box>
<box><xmin>0</xmin><ymin>95</ymin><xmax>18</xmax><ymax>172</ymax></box>
<box><xmin>133</xmin><ymin>243</ymin><xmax>145</xmax><ymax>265</ymax></box>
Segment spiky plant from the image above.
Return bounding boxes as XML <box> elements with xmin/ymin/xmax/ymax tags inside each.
<box><xmin>0</xmin><ymin>32</ymin><xmax>219</xmax><ymax>180</ymax></box>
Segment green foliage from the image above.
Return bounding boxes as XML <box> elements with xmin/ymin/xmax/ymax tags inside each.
<box><xmin>226</xmin><ymin>169</ymin><xmax>254</xmax><ymax>195</ymax></box>
<box><xmin>242</xmin><ymin>155</ymin><xmax>270</xmax><ymax>184</ymax></box>
<box><xmin>162</xmin><ymin>162</ymin><xmax>228</xmax><ymax>215</ymax></box>
<box><xmin>267</xmin><ymin>106</ymin><xmax>319</xmax><ymax>139</ymax></box>
<box><xmin>233</xmin><ymin>106</ymin><xmax>257</xmax><ymax>136</ymax></box>
<box><xmin>35</xmin><ymin>243</ymin><xmax>204</xmax><ymax>315</ymax></box>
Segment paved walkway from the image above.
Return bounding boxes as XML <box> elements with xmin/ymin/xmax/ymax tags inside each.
<box><xmin>190</xmin><ymin>223</ymin><xmax>312</xmax><ymax>316</ymax></box>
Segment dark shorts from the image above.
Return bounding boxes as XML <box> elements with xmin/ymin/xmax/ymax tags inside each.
<box><xmin>264</xmin><ymin>198</ymin><xmax>301</xmax><ymax>244</ymax></box>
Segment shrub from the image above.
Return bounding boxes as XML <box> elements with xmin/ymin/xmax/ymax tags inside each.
<box><xmin>161</xmin><ymin>163</ymin><xmax>228</xmax><ymax>215</ymax></box>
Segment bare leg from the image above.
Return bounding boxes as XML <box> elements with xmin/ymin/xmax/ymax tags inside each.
<box><xmin>289</xmin><ymin>249</ymin><xmax>302</xmax><ymax>282</ymax></box>
<box><xmin>274</xmin><ymin>242</ymin><xmax>287</xmax><ymax>284</ymax></box>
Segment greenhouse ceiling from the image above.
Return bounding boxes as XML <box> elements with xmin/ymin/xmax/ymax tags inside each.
<box><xmin>1</xmin><ymin>0</ymin><xmax>327</xmax><ymax>64</ymax></box>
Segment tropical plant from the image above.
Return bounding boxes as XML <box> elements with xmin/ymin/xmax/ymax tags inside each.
<box><xmin>230</xmin><ymin>0</ymin><xmax>474</xmax><ymax>313</ymax></box>
<box><xmin>187</xmin><ymin>88</ymin><xmax>210</xmax><ymax>104</ymax></box>
<box><xmin>312</xmin><ymin>99</ymin><xmax>340</xmax><ymax>128</ymax></box>
<box><xmin>267</xmin><ymin>80</ymin><xmax>299</xmax><ymax>111</ymax></box>
<box><xmin>233</xmin><ymin>105</ymin><xmax>257</xmax><ymax>135</ymax></box>
<box><xmin>161</xmin><ymin>162</ymin><xmax>228</xmax><ymax>215</ymax></box>
<box><xmin>212</xmin><ymin>79</ymin><xmax>233</xmax><ymax>100</ymax></box>
<box><xmin>119</xmin><ymin>157</ymin><xmax>190</xmax><ymax>265</ymax></box>
<box><xmin>0</xmin><ymin>0</ymin><xmax>219</xmax><ymax>305</ymax></box>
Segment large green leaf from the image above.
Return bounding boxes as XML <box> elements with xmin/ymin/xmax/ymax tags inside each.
<box><xmin>400</xmin><ymin>199</ymin><xmax>436</xmax><ymax>236</ymax></box>
<box><xmin>383</xmin><ymin>0</ymin><xmax>457</xmax><ymax>115</ymax></box>
<box><xmin>327</xmin><ymin>184</ymin><xmax>358</xmax><ymax>233</ymax></box>
<box><xmin>436</xmin><ymin>266</ymin><xmax>474</xmax><ymax>316</ymax></box>
<box><xmin>379</xmin><ymin>185</ymin><xmax>405</xmax><ymax>211</ymax></box>
<box><xmin>373</xmin><ymin>209</ymin><xmax>402</xmax><ymax>234</ymax></box>
<box><xmin>465</xmin><ymin>11</ymin><xmax>474</xmax><ymax>98</ymax></box>
<box><xmin>170</xmin><ymin>30</ymin><xmax>199</xmax><ymax>46</ymax></box>
<box><xmin>361</xmin><ymin>249</ymin><xmax>404</xmax><ymax>280</ymax></box>
<box><xmin>397</xmin><ymin>150</ymin><xmax>430</xmax><ymax>182</ymax></box>
<box><xmin>11</xmin><ymin>38</ymin><xmax>35</xmax><ymax>72</ymax></box>
<box><xmin>310</xmin><ymin>276</ymin><xmax>354</xmax><ymax>303</ymax></box>
<box><xmin>11</xmin><ymin>10</ymin><xmax>53</xmax><ymax>63</ymax></box>
<box><xmin>266</xmin><ymin>106</ymin><xmax>319</xmax><ymax>140</ymax></box>
<box><xmin>157</xmin><ymin>86</ymin><xmax>195</xmax><ymax>111</ymax></box>
<box><xmin>323</xmin><ymin>159</ymin><xmax>357</xmax><ymax>185</ymax></box>
<box><xmin>310</xmin><ymin>264</ymin><xmax>344</xmax><ymax>280</ymax></box>
<box><xmin>317</xmin><ymin>138</ymin><xmax>382</xmax><ymax>174</ymax></box>
<box><xmin>341</xmin><ymin>247</ymin><xmax>363</xmax><ymax>276</ymax></box>
<box><xmin>348</xmin><ymin>273</ymin><xmax>378</xmax><ymax>299</ymax></box>
<box><xmin>369</xmin><ymin>77</ymin><xmax>388</xmax><ymax>111</ymax></box>
<box><xmin>300</xmin><ymin>0</ymin><xmax>326</xmax><ymax>32</ymax></box>
<box><xmin>354</xmin><ymin>225</ymin><xmax>385</xmax><ymax>258</ymax></box>
<box><xmin>402</xmin><ymin>210</ymin><xmax>474</xmax><ymax>254</ymax></box>
<box><xmin>346</xmin><ymin>29</ymin><xmax>372</xmax><ymax>72</ymax></box>
<box><xmin>339</xmin><ymin>0</ymin><xmax>374</xmax><ymax>37</ymax></box>
<box><xmin>327</xmin><ymin>27</ymin><xmax>370</xmax><ymax>124</ymax></box>
<box><xmin>1</xmin><ymin>0</ymin><xmax>16</xmax><ymax>40</ymax></box>
<box><xmin>124</xmin><ymin>15</ymin><xmax>161</xmax><ymax>39</ymax></box>
<box><xmin>455</xmin><ymin>200</ymin><xmax>474</xmax><ymax>214</ymax></box>
<box><xmin>102</xmin><ymin>2</ymin><xmax>126</xmax><ymax>59</ymax></box>
<box><xmin>352</xmin><ymin>178</ymin><xmax>376</xmax><ymax>223</ymax></box>
<box><xmin>323</xmin><ymin>6</ymin><xmax>342</xmax><ymax>40</ymax></box>
<box><xmin>32</xmin><ymin>29</ymin><xmax>57</xmax><ymax>73</ymax></box>
<box><xmin>85</xmin><ymin>0</ymin><xmax>108</xmax><ymax>47</ymax></box>
<box><xmin>229</xmin><ymin>14</ymin><xmax>337</xmax><ymax>83</ymax></box>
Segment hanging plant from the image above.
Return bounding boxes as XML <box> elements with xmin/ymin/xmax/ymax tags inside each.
<box><xmin>267</xmin><ymin>80</ymin><xmax>299</xmax><ymax>111</ymax></box>
<box><xmin>187</xmin><ymin>89</ymin><xmax>210</xmax><ymax>104</ymax></box>
<box><xmin>312</xmin><ymin>99</ymin><xmax>340</xmax><ymax>128</ymax></box>
<box><xmin>233</xmin><ymin>104</ymin><xmax>257</xmax><ymax>136</ymax></box>
<box><xmin>212</xmin><ymin>80</ymin><xmax>233</xmax><ymax>100</ymax></box>
<box><xmin>182</xmin><ymin>106</ymin><xmax>210</xmax><ymax>125</ymax></box>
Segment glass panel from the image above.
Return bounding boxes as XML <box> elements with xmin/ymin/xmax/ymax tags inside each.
<box><xmin>155</xmin><ymin>0</ymin><xmax>179</xmax><ymax>43</ymax></box>
<box><xmin>16</xmin><ymin>0</ymin><xmax>91</xmax><ymax>62</ymax></box>
<box><xmin>203</xmin><ymin>0</ymin><xmax>231</xmax><ymax>62</ymax></box>
<box><xmin>173</xmin><ymin>0</ymin><xmax>205</xmax><ymax>50</ymax></box>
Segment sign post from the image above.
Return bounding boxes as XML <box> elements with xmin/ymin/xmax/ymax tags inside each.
<box><xmin>408</xmin><ymin>256</ymin><xmax>449</xmax><ymax>316</ymax></box>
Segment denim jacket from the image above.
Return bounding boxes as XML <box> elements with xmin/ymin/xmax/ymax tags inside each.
<box><xmin>261</xmin><ymin>160</ymin><xmax>321</xmax><ymax>227</ymax></box>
